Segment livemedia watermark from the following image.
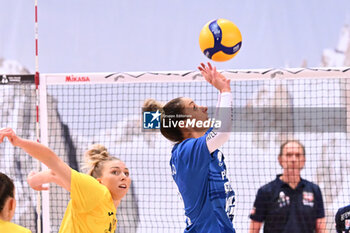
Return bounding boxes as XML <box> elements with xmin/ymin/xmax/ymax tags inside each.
<box><xmin>142</xmin><ymin>107</ymin><xmax>347</xmax><ymax>133</ymax></box>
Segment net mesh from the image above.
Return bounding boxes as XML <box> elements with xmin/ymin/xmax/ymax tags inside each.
<box><xmin>0</xmin><ymin>81</ymin><xmax>38</xmax><ymax>233</ymax></box>
<box><xmin>1</xmin><ymin>69</ymin><xmax>350</xmax><ymax>232</ymax></box>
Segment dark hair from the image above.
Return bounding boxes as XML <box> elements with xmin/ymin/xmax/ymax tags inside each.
<box><xmin>143</xmin><ymin>97</ymin><xmax>187</xmax><ymax>143</ymax></box>
<box><xmin>0</xmin><ymin>172</ymin><xmax>15</xmax><ymax>212</ymax></box>
<box><xmin>278</xmin><ymin>140</ymin><xmax>305</xmax><ymax>157</ymax></box>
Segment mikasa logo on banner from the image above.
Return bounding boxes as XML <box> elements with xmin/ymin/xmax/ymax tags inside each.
<box><xmin>65</xmin><ymin>75</ymin><xmax>90</xmax><ymax>82</ymax></box>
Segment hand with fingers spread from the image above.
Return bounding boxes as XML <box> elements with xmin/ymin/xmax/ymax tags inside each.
<box><xmin>0</xmin><ymin>128</ymin><xmax>21</xmax><ymax>147</ymax></box>
<box><xmin>198</xmin><ymin>62</ymin><xmax>231</xmax><ymax>93</ymax></box>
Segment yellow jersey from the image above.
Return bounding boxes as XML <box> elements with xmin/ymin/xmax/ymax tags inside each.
<box><xmin>58</xmin><ymin>169</ymin><xmax>117</xmax><ymax>233</ymax></box>
<box><xmin>0</xmin><ymin>219</ymin><xmax>32</xmax><ymax>233</ymax></box>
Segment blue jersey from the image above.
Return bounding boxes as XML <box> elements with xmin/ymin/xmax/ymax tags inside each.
<box><xmin>170</xmin><ymin>129</ymin><xmax>235</xmax><ymax>233</ymax></box>
<box><xmin>335</xmin><ymin>204</ymin><xmax>350</xmax><ymax>233</ymax></box>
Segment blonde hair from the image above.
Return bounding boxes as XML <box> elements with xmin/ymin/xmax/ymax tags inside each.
<box><xmin>143</xmin><ymin>98</ymin><xmax>164</xmax><ymax>113</ymax></box>
<box><xmin>83</xmin><ymin>144</ymin><xmax>120</xmax><ymax>178</ymax></box>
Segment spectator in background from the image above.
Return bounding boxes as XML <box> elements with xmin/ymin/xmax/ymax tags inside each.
<box><xmin>249</xmin><ymin>140</ymin><xmax>327</xmax><ymax>233</ymax></box>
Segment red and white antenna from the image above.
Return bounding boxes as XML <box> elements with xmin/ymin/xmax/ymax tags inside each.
<box><xmin>35</xmin><ymin>1</ymin><xmax>39</xmax><ymax>138</ymax></box>
<box><xmin>35</xmin><ymin>2</ymin><xmax>51</xmax><ymax>232</ymax></box>
<box><xmin>34</xmin><ymin>1</ymin><xmax>42</xmax><ymax>233</ymax></box>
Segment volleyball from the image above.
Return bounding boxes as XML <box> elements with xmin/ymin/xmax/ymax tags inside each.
<box><xmin>199</xmin><ymin>19</ymin><xmax>242</xmax><ymax>62</ymax></box>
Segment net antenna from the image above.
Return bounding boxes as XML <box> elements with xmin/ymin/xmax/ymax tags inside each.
<box><xmin>34</xmin><ymin>1</ymin><xmax>51</xmax><ymax>233</ymax></box>
<box><xmin>34</xmin><ymin>1</ymin><xmax>41</xmax><ymax>233</ymax></box>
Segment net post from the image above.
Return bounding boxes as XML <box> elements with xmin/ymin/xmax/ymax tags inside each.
<box><xmin>39</xmin><ymin>74</ymin><xmax>51</xmax><ymax>233</ymax></box>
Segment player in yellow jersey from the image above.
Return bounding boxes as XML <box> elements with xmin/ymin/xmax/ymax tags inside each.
<box><xmin>0</xmin><ymin>172</ymin><xmax>32</xmax><ymax>233</ymax></box>
<box><xmin>0</xmin><ymin>128</ymin><xmax>131</xmax><ymax>233</ymax></box>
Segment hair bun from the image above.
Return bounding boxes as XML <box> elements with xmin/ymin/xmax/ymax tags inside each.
<box><xmin>143</xmin><ymin>99</ymin><xmax>164</xmax><ymax>113</ymax></box>
<box><xmin>85</xmin><ymin>144</ymin><xmax>109</xmax><ymax>161</ymax></box>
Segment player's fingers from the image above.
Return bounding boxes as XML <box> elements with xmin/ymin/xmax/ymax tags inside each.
<box><xmin>207</xmin><ymin>62</ymin><xmax>213</xmax><ymax>70</ymax></box>
<box><xmin>203</xmin><ymin>73</ymin><xmax>213</xmax><ymax>84</ymax></box>
<box><xmin>201</xmin><ymin>71</ymin><xmax>212</xmax><ymax>83</ymax></box>
<box><xmin>40</xmin><ymin>186</ymin><xmax>49</xmax><ymax>191</ymax></box>
<box><xmin>1</xmin><ymin>128</ymin><xmax>10</xmax><ymax>134</ymax></box>
<box><xmin>198</xmin><ymin>66</ymin><xmax>205</xmax><ymax>73</ymax></box>
<box><xmin>42</xmin><ymin>183</ymin><xmax>50</xmax><ymax>190</ymax></box>
<box><xmin>0</xmin><ymin>129</ymin><xmax>14</xmax><ymax>140</ymax></box>
<box><xmin>33</xmin><ymin>186</ymin><xmax>46</xmax><ymax>191</ymax></box>
<box><xmin>200</xmin><ymin>63</ymin><xmax>210</xmax><ymax>74</ymax></box>
<box><xmin>213</xmin><ymin>67</ymin><xmax>219</xmax><ymax>79</ymax></box>
<box><xmin>210</xmin><ymin>68</ymin><xmax>216</xmax><ymax>80</ymax></box>
<box><xmin>28</xmin><ymin>170</ymin><xmax>37</xmax><ymax>177</ymax></box>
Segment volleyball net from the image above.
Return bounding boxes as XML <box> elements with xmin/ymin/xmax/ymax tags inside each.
<box><xmin>0</xmin><ymin>75</ymin><xmax>38</xmax><ymax>233</ymax></box>
<box><xmin>1</xmin><ymin>67</ymin><xmax>350</xmax><ymax>232</ymax></box>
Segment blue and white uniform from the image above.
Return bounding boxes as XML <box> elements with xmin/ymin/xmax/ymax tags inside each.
<box><xmin>170</xmin><ymin>92</ymin><xmax>235</xmax><ymax>233</ymax></box>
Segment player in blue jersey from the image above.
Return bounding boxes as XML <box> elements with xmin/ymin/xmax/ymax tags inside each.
<box><xmin>143</xmin><ymin>62</ymin><xmax>235</xmax><ymax>233</ymax></box>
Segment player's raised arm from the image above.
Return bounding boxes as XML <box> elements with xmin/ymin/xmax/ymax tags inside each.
<box><xmin>198</xmin><ymin>62</ymin><xmax>231</xmax><ymax>93</ymax></box>
<box><xmin>198</xmin><ymin>62</ymin><xmax>233</xmax><ymax>153</ymax></box>
<box><xmin>0</xmin><ymin>128</ymin><xmax>71</xmax><ymax>191</ymax></box>
<box><xmin>145</xmin><ymin>62</ymin><xmax>236</xmax><ymax>233</ymax></box>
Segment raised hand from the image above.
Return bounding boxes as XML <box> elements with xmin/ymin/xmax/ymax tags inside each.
<box><xmin>27</xmin><ymin>170</ymin><xmax>50</xmax><ymax>191</ymax></box>
<box><xmin>0</xmin><ymin>128</ymin><xmax>21</xmax><ymax>147</ymax></box>
<box><xmin>198</xmin><ymin>62</ymin><xmax>231</xmax><ymax>93</ymax></box>
<box><xmin>1</xmin><ymin>128</ymin><xmax>72</xmax><ymax>191</ymax></box>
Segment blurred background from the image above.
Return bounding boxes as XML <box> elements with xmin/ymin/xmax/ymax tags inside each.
<box><xmin>0</xmin><ymin>0</ymin><xmax>350</xmax><ymax>73</ymax></box>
